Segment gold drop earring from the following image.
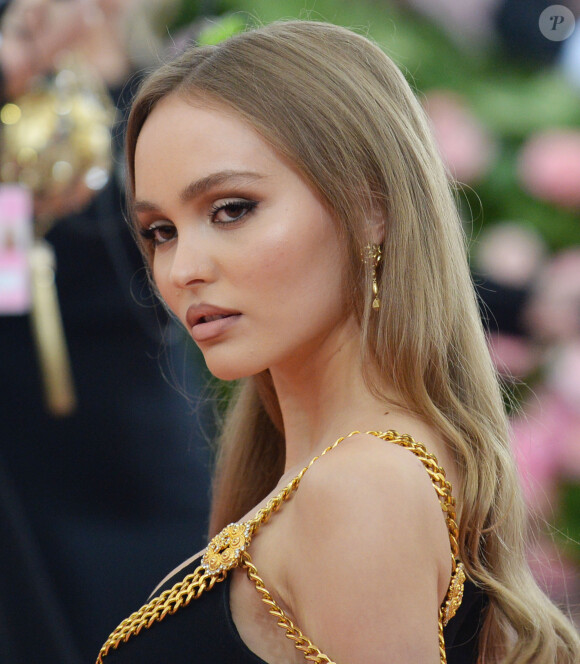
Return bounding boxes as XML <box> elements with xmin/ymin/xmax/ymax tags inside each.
<box><xmin>364</xmin><ymin>243</ymin><xmax>382</xmax><ymax>311</ymax></box>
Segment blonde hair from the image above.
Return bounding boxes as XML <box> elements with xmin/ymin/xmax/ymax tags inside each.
<box><xmin>125</xmin><ymin>20</ymin><xmax>580</xmax><ymax>663</ymax></box>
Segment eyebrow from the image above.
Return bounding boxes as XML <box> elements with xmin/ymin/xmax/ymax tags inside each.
<box><xmin>133</xmin><ymin>170</ymin><xmax>265</xmax><ymax>214</ymax></box>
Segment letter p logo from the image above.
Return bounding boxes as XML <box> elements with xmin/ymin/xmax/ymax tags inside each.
<box><xmin>539</xmin><ymin>5</ymin><xmax>576</xmax><ymax>41</ymax></box>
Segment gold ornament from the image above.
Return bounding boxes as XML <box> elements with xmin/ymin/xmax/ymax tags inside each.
<box><xmin>442</xmin><ymin>561</ymin><xmax>466</xmax><ymax>625</ymax></box>
<box><xmin>29</xmin><ymin>240</ymin><xmax>76</xmax><ymax>416</ymax></box>
<box><xmin>201</xmin><ymin>522</ymin><xmax>252</xmax><ymax>574</ymax></box>
<box><xmin>0</xmin><ymin>55</ymin><xmax>116</xmax><ymax>416</ymax></box>
<box><xmin>0</xmin><ymin>53</ymin><xmax>116</xmax><ymax>234</ymax></box>
<box><xmin>364</xmin><ymin>243</ymin><xmax>382</xmax><ymax>310</ymax></box>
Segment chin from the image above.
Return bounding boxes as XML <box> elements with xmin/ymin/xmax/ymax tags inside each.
<box><xmin>203</xmin><ymin>356</ymin><xmax>265</xmax><ymax>382</ymax></box>
<box><xmin>207</xmin><ymin>367</ymin><xmax>250</xmax><ymax>382</ymax></box>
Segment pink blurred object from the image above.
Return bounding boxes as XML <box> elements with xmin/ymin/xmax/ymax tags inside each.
<box><xmin>511</xmin><ymin>343</ymin><xmax>580</xmax><ymax>515</ymax></box>
<box><xmin>525</xmin><ymin>249</ymin><xmax>580</xmax><ymax>343</ymax></box>
<box><xmin>518</xmin><ymin>130</ymin><xmax>580</xmax><ymax>208</ymax></box>
<box><xmin>487</xmin><ymin>332</ymin><xmax>539</xmax><ymax>378</ymax></box>
<box><xmin>527</xmin><ymin>537</ymin><xmax>580</xmax><ymax>605</ymax></box>
<box><xmin>423</xmin><ymin>91</ymin><xmax>496</xmax><ymax>183</ymax></box>
<box><xmin>547</xmin><ymin>343</ymin><xmax>580</xmax><ymax>413</ymax></box>
<box><xmin>475</xmin><ymin>222</ymin><xmax>546</xmax><ymax>288</ymax></box>
<box><xmin>511</xmin><ymin>393</ymin><xmax>563</xmax><ymax>516</ymax></box>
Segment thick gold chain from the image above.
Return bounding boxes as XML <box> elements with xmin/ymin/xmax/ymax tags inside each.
<box><xmin>95</xmin><ymin>565</ymin><xmax>224</xmax><ymax>662</ymax></box>
<box><xmin>96</xmin><ymin>430</ymin><xmax>464</xmax><ymax>664</ymax></box>
<box><xmin>242</xmin><ymin>552</ymin><xmax>335</xmax><ymax>663</ymax></box>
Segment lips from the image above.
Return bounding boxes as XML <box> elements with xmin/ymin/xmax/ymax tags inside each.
<box><xmin>200</xmin><ymin>314</ymin><xmax>229</xmax><ymax>324</ymax></box>
<box><xmin>186</xmin><ymin>304</ymin><xmax>241</xmax><ymax>342</ymax></box>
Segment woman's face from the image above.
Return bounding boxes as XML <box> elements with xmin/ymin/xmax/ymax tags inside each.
<box><xmin>133</xmin><ymin>94</ymin><xmax>352</xmax><ymax>381</ymax></box>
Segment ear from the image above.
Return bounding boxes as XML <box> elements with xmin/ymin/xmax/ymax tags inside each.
<box><xmin>367</xmin><ymin>205</ymin><xmax>386</xmax><ymax>245</ymax></box>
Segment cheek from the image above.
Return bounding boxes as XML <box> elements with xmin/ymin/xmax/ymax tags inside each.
<box><xmin>234</xmin><ymin>218</ymin><xmax>298</xmax><ymax>281</ymax></box>
<box><xmin>240</xmin><ymin>225</ymin><xmax>343</xmax><ymax>314</ymax></box>
<box><xmin>150</xmin><ymin>254</ymin><xmax>176</xmax><ymax>308</ymax></box>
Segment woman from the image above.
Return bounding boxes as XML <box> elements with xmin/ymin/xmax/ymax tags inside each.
<box><xmin>96</xmin><ymin>20</ymin><xmax>580</xmax><ymax>664</ymax></box>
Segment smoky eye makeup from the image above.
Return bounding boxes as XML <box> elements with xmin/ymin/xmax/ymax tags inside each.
<box><xmin>134</xmin><ymin>192</ymin><xmax>259</xmax><ymax>249</ymax></box>
<box><xmin>209</xmin><ymin>199</ymin><xmax>258</xmax><ymax>226</ymax></box>
<box><xmin>138</xmin><ymin>221</ymin><xmax>176</xmax><ymax>247</ymax></box>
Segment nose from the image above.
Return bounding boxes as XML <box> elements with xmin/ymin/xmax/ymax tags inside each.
<box><xmin>167</xmin><ymin>226</ymin><xmax>213</xmax><ymax>291</ymax></box>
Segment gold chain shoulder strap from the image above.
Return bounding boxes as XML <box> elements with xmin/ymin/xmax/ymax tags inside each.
<box><xmin>96</xmin><ymin>430</ymin><xmax>465</xmax><ymax>664</ymax></box>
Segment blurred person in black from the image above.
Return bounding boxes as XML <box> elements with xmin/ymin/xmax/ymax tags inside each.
<box><xmin>0</xmin><ymin>1</ymin><xmax>212</xmax><ymax>661</ymax></box>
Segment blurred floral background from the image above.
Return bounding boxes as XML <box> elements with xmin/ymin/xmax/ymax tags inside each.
<box><xmin>164</xmin><ymin>0</ymin><xmax>580</xmax><ymax>619</ymax></box>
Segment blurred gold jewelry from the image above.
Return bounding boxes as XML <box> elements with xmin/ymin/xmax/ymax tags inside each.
<box><xmin>29</xmin><ymin>240</ymin><xmax>76</xmax><ymax>416</ymax></box>
<box><xmin>0</xmin><ymin>55</ymin><xmax>115</xmax><ymax>416</ymax></box>
<box><xmin>0</xmin><ymin>54</ymin><xmax>116</xmax><ymax>233</ymax></box>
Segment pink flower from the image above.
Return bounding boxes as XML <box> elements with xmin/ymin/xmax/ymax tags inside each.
<box><xmin>518</xmin><ymin>130</ymin><xmax>580</xmax><ymax>208</ymax></box>
<box><xmin>475</xmin><ymin>222</ymin><xmax>546</xmax><ymax>288</ymax></box>
<box><xmin>487</xmin><ymin>332</ymin><xmax>539</xmax><ymax>378</ymax></box>
<box><xmin>525</xmin><ymin>249</ymin><xmax>580</xmax><ymax>343</ymax></box>
<box><xmin>423</xmin><ymin>91</ymin><xmax>496</xmax><ymax>183</ymax></box>
<box><xmin>511</xmin><ymin>343</ymin><xmax>580</xmax><ymax>516</ymax></box>
<box><xmin>511</xmin><ymin>394</ymin><xmax>563</xmax><ymax>515</ymax></box>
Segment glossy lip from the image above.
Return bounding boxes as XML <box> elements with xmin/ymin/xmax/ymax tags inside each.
<box><xmin>186</xmin><ymin>303</ymin><xmax>241</xmax><ymax>342</ymax></box>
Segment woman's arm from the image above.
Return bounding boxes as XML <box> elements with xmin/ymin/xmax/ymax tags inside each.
<box><xmin>285</xmin><ymin>432</ymin><xmax>453</xmax><ymax>663</ymax></box>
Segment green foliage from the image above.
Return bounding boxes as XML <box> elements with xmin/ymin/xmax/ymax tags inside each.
<box><xmin>197</xmin><ymin>14</ymin><xmax>247</xmax><ymax>45</ymax></box>
<box><xmin>168</xmin><ymin>0</ymin><xmax>232</xmax><ymax>31</ymax></box>
<box><xmin>469</xmin><ymin>72</ymin><xmax>580</xmax><ymax>138</ymax></box>
<box><xmin>556</xmin><ymin>481</ymin><xmax>580</xmax><ymax>564</ymax></box>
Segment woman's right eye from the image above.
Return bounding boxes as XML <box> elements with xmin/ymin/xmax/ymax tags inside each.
<box><xmin>138</xmin><ymin>222</ymin><xmax>176</xmax><ymax>247</ymax></box>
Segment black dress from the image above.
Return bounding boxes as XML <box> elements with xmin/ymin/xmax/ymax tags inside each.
<box><xmin>97</xmin><ymin>431</ymin><xmax>487</xmax><ymax>664</ymax></box>
<box><xmin>100</xmin><ymin>556</ymin><xmax>486</xmax><ymax>664</ymax></box>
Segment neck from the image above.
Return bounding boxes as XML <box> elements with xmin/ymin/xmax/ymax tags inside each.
<box><xmin>270</xmin><ymin>317</ymin><xmax>395</xmax><ymax>471</ymax></box>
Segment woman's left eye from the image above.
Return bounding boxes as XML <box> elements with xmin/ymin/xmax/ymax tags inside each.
<box><xmin>210</xmin><ymin>199</ymin><xmax>258</xmax><ymax>225</ymax></box>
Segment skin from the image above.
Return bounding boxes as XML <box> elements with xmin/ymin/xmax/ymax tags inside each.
<box><xmin>134</xmin><ymin>93</ymin><xmax>457</xmax><ymax>663</ymax></box>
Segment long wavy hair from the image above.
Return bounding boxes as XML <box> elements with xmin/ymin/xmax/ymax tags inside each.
<box><xmin>125</xmin><ymin>20</ymin><xmax>580</xmax><ymax>663</ymax></box>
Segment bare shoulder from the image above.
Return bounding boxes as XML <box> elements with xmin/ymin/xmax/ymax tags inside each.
<box><xmin>282</xmin><ymin>432</ymin><xmax>451</xmax><ymax>663</ymax></box>
<box><xmin>294</xmin><ymin>431</ymin><xmax>449</xmax><ymax>533</ymax></box>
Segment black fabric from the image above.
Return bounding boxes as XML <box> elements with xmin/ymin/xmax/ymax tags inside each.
<box><xmin>103</xmin><ymin>560</ymin><xmax>264</xmax><ymax>663</ymax></box>
<box><xmin>0</xmin><ymin>79</ymin><xmax>213</xmax><ymax>663</ymax></box>
<box><xmin>443</xmin><ymin>578</ymin><xmax>487</xmax><ymax>663</ymax></box>
<box><xmin>101</xmin><ymin>556</ymin><xmax>486</xmax><ymax>663</ymax></box>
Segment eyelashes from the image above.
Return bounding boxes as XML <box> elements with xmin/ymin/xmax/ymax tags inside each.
<box><xmin>138</xmin><ymin>222</ymin><xmax>175</xmax><ymax>246</ymax></box>
<box><xmin>138</xmin><ymin>198</ymin><xmax>258</xmax><ymax>247</ymax></box>
<box><xmin>210</xmin><ymin>199</ymin><xmax>258</xmax><ymax>225</ymax></box>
